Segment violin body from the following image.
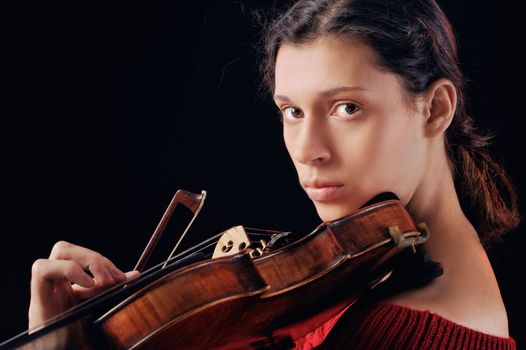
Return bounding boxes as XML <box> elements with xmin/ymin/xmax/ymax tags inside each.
<box><xmin>2</xmin><ymin>194</ymin><xmax>428</xmax><ymax>350</ymax></box>
<box><xmin>99</xmin><ymin>197</ymin><xmax>426</xmax><ymax>349</ymax></box>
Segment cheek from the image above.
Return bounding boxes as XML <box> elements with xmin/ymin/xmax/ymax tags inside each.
<box><xmin>283</xmin><ymin>125</ymin><xmax>292</xmax><ymax>147</ymax></box>
<box><xmin>283</xmin><ymin>126</ymin><xmax>294</xmax><ymax>159</ymax></box>
<box><xmin>283</xmin><ymin>126</ymin><xmax>301</xmax><ymax>170</ymax></box>
<box><xmin>343</xmin><ymin>114</ymin><xmax>421</xmax><ymax>192</ymax></box>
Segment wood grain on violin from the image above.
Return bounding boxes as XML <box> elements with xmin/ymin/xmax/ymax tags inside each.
<box><xmin>0</xmin><ymin>191</ymin><xmax>428</xmax><ymax>350</ymax></box>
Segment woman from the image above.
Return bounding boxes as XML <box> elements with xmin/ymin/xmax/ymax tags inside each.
<box><xmin>28</xmin><ymin>0</ymin><xmax>519</xmax><ymax>348</ymax></box>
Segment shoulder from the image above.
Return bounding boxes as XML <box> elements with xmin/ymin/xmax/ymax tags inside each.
<box><xmin>321</xmin><ymin>293</ymin><xmax>515</xmax><ymax>349</ymax></box>
<box><xmin>325</xmin><ymin>222</ymin><xmax>516</xmax><ymax>349</ymax></box>
<box><xmin>383</xmin><ymin>243</ymin><xmax>510</xmax><ymax>338</ymax></box>
<box><xmin>384</xmin><ymin>290</ymin><xmax>509</xmax><ymax>338</ymax></box>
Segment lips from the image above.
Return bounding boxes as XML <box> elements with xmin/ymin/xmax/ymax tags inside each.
<box><xmin>301</xmin><ymin>179</ymin><xmax>344</xmax><ymax>202</ymax></box>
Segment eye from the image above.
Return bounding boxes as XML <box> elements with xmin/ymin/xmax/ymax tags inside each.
<box><xmin>281</xmin><ymin>106</ymin><xmax>304</xmax><ymax>121</ymax></box>
<box><xmin>333</xmin><ymin>102</ymin><xmax>360</xmax><ymax>118</ymax></box>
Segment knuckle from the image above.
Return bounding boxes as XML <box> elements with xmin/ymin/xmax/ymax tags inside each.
<box><xmin>94</xmin><ymin>254</ymin><xmax>112</xmax><ymax>268</ymax></box>
<box><xmin>31</xmin><ymin>259</ymin><xmax>48</xmax><ymax>275</ymax></box>
<box><xmin>101</xmin><ymin>256</ymin><xmax>113</xmax><ymax>266</ymax></box>
<box><xmin>50</xmin><ymin>240</ymin><xmax>71</xmax><ymax>257</ymax></box>
<box><xmin>95</xmin><ymin>252</ymin><xmax>106</xmax><ymax>261</ymax></box>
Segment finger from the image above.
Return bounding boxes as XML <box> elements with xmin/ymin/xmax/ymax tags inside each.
<box><xmin>48</xmin><ymin>241</ymin><xmax>125</xmax><ymax>285</ymax></box>
<box><xmin>109</xmin><ymin>266</ymin><xmax>127</xmax><ymax>282</ymax></box>
<box><xmin>31</xmin><ymin>259</ymin><xmax>95</xmax><ymax>290</ymax></box>
<box><xmin>88</xmin><ymin>261</ymin><xmax>123</xmax><ymax>287</ymax></box>
<box><xmin>72</xmin><ymin>278</ymin><xmax>116</xmax><ymax>300</ymax></box>
<box><xmin>71</xmin><ymin>270</ymin><xmax>140</xmax><ymax>300</ymax></box>
<box><xmin>124</xmin><ymin>270</ymin><xmax>140</xmax><ymax>282</ymax></box>
<box><xmin>29</xmin><ymin>258</ymin><xmax>95</xmax><ymax>329</ymax></box>
<box><xmin>49</xmin><ymin>241</ymin><xmax>103</xmax><ymax>266</ymax></box>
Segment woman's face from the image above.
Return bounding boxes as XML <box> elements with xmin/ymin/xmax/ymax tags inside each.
<box><xmin>274</xmin><ymin>36</ymin><xmax>429</xmax><ymax>221</ymax></box>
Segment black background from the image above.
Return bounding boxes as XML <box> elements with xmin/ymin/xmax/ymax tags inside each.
<box><xmin>1</xmin><ymin>0</ymin><xmax>525</xmax><ymax>347</ymax></box>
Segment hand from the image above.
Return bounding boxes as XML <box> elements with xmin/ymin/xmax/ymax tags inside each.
<box><xmin>28</xmin><ymin>241</ymin><xmax>140</xmax><ymax>329</ymax></box>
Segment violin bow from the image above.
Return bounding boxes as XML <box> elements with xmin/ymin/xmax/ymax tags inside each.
<box><xmin>134</xmin><ymin>189</ymin><xmax>207</xmax><ymax>272</ymax></box>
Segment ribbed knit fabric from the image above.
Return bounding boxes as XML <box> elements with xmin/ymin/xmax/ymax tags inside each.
<box><xmin>294</xmin><ymin>302</ymin><xmax>517</xmax><ymax>350</ymax></box>
<box><xmin>292</xmin><ymin>233</ymin><xmax>516</xmax><ymax>350</ymax></box>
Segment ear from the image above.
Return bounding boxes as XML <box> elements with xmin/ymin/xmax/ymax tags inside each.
<box><xmin>422</xmin><ymin>78</ymin><xmax>457</xmax><ymax>138</ymax></box>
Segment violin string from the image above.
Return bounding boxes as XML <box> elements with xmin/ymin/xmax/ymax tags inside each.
<box><xmin>96</xmin><ymin>227</ymin><xmax>274</xmax><ymax>310</ymax></box>
<box><xmin>243</xmin><ymin>227</ymin><xmax>285</xmax><ymax>235</ymax></box>
<box><xmin>43</xmin><ymin>231</ymin><xmax>226</xmax><ymax>326</ymax></box>
<box><xmin>129</xmin><ymin>231</ymin><xmax>224</xmax><ymax>281</ymax></box>
<box><xmin>38</xmin><ymin>227</ymin><xmax>274</xmax><ymax>329</ymax></box>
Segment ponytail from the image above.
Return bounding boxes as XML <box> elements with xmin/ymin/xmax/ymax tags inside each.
<box><xmin>447</xmin><ymin>116</ymin><xmax>520</xmax><ymax>246</ymax></box>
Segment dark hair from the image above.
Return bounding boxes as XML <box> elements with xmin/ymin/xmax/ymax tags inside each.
<box><xmin>260</xmin><ymin>0</ymin><xmax>519</xmax><ymax>246</ymax></box>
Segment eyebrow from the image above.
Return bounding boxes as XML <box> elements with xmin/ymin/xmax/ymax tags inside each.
<box><xmin>274</xmin><ymin>86</ymin><xmax>367</xmax><ymax>102</ymax></box>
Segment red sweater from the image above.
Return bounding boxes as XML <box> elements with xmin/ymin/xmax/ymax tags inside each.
<box><xmin>293</xmin><ymin>302</ymin><xmax>517</xmax><ymax>349</ymax></box>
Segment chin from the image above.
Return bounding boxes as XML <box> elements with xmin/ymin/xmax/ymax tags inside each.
<box><xmin>314</xmin><ymin>203</ymin><xmax>358</xmax><ymax>222</ymax></box>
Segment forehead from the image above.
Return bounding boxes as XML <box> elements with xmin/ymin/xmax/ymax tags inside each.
<box><xmin>274</xmin><ymin>36</ymin><xmax>400</xmax><ymax>97</ymax></box>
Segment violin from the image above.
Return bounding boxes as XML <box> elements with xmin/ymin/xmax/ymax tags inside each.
<box><xmin>0</xmin><ymin>189</ymin><xmax>429</xmax><ymax>350</ymax></box>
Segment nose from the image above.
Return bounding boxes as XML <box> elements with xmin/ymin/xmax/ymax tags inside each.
<box><xmin>288</xmin><ymin>117</ymin><xmax>331</xmax><ymax>166</ymax></box>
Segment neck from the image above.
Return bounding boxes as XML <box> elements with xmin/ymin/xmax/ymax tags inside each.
<box><xmin>405</xmin><ymin>146</ymin><xmax>481</xmax><ymax>263</ymax></box>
